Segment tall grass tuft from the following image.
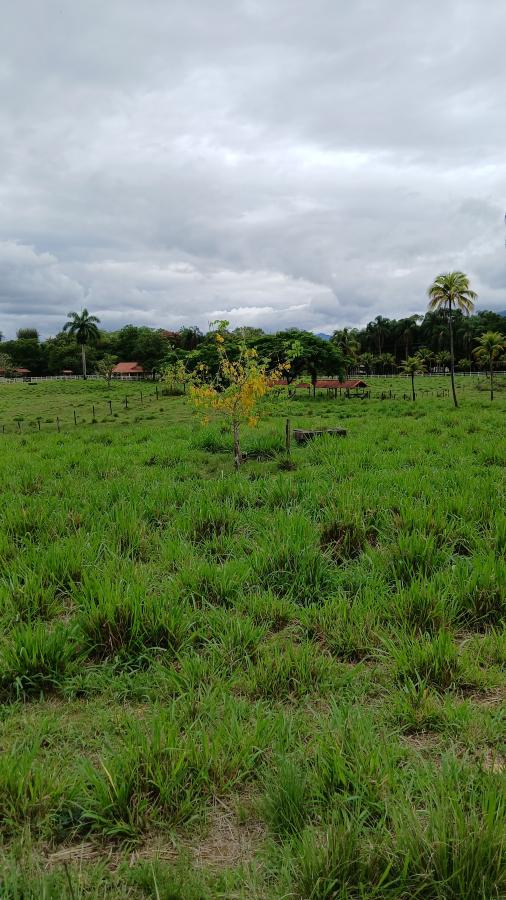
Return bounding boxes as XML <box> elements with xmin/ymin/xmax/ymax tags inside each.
<box><xmin>0</xmin><ymin>622</ymin><xmax>81</xmax><ymax>700</ymax></box>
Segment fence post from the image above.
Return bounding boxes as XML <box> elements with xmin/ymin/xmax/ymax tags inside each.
<box><xmin>92</xmin><ymin>404</ymin><xmax>95</xmax><ymax>419</ymax></box>
<box><xmin>285</xmin><ymin>418</ymin><xmax>291</xmax><ymax>456</ymax></box>
<box><xmin>124</xmin><ymin>396</ymin><xmax>128</xmax><ymax>409</ymax></box>
<box><xmin>56</xmin><ymin>417</ymin><xmax>60</xmax><ymax>433</ymax></box>
<box><xmin>140</xmin><ymin>392</ymin><xmax>143</xmax><ymax>405</ymax></box>
<box><xmin>37</xmin><ymin>418</ymin><xmax>41</xmax><ymax>431</ymax></box>
<box><xmin>108</xmin><ymin>400</ymin><xmax>112</xmax><ymax>415</ymax></box>
<box><xmin>74</xmin><ymin>410</ymin><xmax>77</xmax><ymax>425</ymax></box>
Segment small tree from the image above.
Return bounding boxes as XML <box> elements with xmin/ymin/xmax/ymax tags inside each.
<box><xmin>161</xmin><ymin>359</ymin><xmax>190</xmax><ymax>395</ymax></box>
<box><xmin>400</xmin><ymin>356</ymin><xmax>427</xmax><ymax>401</ymax></box>
<box><xmin>96</xmin><ymin>354</ymin><xmax>118</xmax><ymax>384</ymax></box>
<box><xmin>473</xmin><ymin>332</ymin><xmax>505</xmax><ymax>401</ymax></box>
<box><xmin>189</xmin><ymin>322</ymin><xmax>287</xmax><ymax>470</ymax></box>
<box><xmin>0</xmin><ymin>352</ymin><xmax>14</xmax><ymax>377</ymax></box>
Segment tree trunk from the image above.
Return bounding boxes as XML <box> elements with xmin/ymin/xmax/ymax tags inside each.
<box><xmin>448</xmin><ymin>302</ymin><xmax>458</xmax><ymax>408</ymax></box>
<box><xmin>232</xmin><ymin>420</ymin><xmax>241</xmax><ymax>470</ymax></box>
<box><xmin>81</xmin><ymin>345</ymin><xmax>87</xmax><ymax>379</ymax></box>
<box><xmin>490</xmin><ymin>357</ymin><xmax>494</xmax><ymax>401</ymax></box>
<box><xmin>411</xmin><ymin>373</ymin><xmax>416</xmax><ymax>402</ymax></box>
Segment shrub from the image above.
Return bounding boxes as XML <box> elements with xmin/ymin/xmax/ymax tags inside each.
<box><xmin>0</xmin><ymin>623</ymin><xmax>81</xmax><ymax>700</ymax></box>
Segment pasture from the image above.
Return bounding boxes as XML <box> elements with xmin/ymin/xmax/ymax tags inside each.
<box><xmin>0</xmin><ymin>376</ymin><xmax>504</xmax><ymax>898</ymax></box>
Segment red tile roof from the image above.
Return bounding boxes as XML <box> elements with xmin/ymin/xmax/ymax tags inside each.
<box><xmin>315</xmin><ymin>379</ymin><xmax>368</xmax><ymax>389</ymax></box>
<box><xmin>112</xmin><ymin>362</ymin><xmax>145</xmax><ymax>374</ymax></box>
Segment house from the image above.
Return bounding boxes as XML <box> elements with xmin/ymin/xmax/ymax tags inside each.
<box><xmin>62</xmin><ymin>369</ymin><xmax>73</xmax><ymax>376</ymax></box>
<box><xmin>111</xmin><ymin>361</ymin><xmax>146</xmax><ymax>380</ymax></box>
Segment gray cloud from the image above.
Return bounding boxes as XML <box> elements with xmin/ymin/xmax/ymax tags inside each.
<box><xmin>0</xmin><ymin>0</ymin><xmax>505</xmax><ymax>339</ymax></box>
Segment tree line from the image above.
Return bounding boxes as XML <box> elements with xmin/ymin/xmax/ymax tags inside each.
<box><xmin>1</xmin><ymin>274</ymin><xmax>505</xmax><ymax>394</ymax></box>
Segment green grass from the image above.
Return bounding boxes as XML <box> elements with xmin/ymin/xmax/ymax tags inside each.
<box><xmin>0</xmin><ymin>375</ymin><xmax>505</xmax><ymax>897</ymax></box>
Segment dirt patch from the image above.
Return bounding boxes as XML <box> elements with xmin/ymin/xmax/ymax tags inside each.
<box><xmin>480</xmin><ymin>749</ymin><xmax>505</xmax><ymax>773</ymax></box>
<box><xmin>400</xmin><ymin>732</ymin><xmax>441</xmax><ymax>755</ymax></box>
<box><xmin>46</xmin><ymin>797</ymin><xmax>265</xmax><ymax>872</ymax></box>
<box><xmin>466</xmin><ymin>687</ymin><xmax>506</xmax><ymax>707</ymax></box>
<box><xmin>185</xmin><ymin>797</ymin><xmax>264</xmax><ymax>869</ymax></box>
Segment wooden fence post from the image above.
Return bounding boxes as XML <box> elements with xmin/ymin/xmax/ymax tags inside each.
<box><xmin>285</xmin><ymin>418</ymin><xmax>291</xmax><ymax>455</ymax></box>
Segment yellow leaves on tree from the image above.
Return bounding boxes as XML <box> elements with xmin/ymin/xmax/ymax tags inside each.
<box><xmin>189</xmin><ymin>323</ymin><xmax>287</xmax><ymax>469</ymax></box>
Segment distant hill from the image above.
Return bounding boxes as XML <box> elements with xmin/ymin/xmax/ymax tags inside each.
<box><xmin>316</xmin><ymin>332</ymin><xmax>331</xmax><ymax>341</ymax></box>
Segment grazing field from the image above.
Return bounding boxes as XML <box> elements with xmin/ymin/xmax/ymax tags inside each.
<box><xmin>0</xmin><ymin>377</ymin><xmax>505</xmax><ymax>898</ymax></box>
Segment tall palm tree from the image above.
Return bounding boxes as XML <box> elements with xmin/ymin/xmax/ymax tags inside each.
<box><xmin>332</xmin><ymin>328</ymin><xmax>360</xmax><ymax>377</ymax></box>
<box><xmin>372</xmin><ymin>315</ymin><xmax>390</xmax><ymax>355</ymax></box>
<box><xmin>63</xmin><ymin>309</ymin><xmax>100</xmax><ymax>378</ymax></box>
<box><xmin>398</xmin><ymin>315</ymin><xmax>422</xmax><ymax>359</ymax></box>
<box><xmin>427</xmin><ymin>272</ymin><xmax>476</xmax><ymax>407</ymax></box>
<box><xmin>473</xmin><ymin>332</ymin><xmax>505</xmax><ymax>401</ymax></box>
<box><xmin>457</xmin><ymin>317</ymin><xmax>476</xmax><ymax>375</ymax></box>
<box><xmin>400</xmin><ymin>355</ymin><xmax>426</xmax><ymax>401</ymax></box>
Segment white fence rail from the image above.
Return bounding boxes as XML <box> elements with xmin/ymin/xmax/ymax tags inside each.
<box><xmin>0</xmin><ymin>374</ymin><xmax>149</xmax><ymax>384</ymax></box>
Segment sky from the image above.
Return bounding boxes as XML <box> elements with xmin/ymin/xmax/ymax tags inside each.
<box><xmin>1</xmin><ymin>0</ymin><xmax>505</xmax><ymax>340</ymax></box>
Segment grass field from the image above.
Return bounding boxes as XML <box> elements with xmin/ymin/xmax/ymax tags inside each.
<box><xmin>0</xmin><ymin>376</ymin><xmax>504</xmax><ymax>898</ymax></box>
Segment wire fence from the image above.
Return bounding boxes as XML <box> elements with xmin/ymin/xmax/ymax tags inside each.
<box><xmin>0</xmin><ymin>382</ymin><xmax>468</xmax><ymax>437</ymax></box>
<box><xmin>0</xmin><ymin>386</ymin><xmax>169</xmax><ymax>435</ymax></box>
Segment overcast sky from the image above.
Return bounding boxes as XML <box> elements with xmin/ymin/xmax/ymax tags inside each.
<box><xmin>1</xmin><ymin>0</ymin><xmax>505</xmax><ymax>339</ymax></box>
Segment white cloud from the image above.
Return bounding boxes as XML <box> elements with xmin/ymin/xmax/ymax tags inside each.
<box><xmin>0</xmin><ymin>0</ymin><xmax>505</xmax><ymax>339</ymax></box>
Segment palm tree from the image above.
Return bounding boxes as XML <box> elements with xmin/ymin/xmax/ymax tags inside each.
<box><xmin>435</xmin><ymin>350</ymin><xmax>450</xmax><ymax>371</ymax></box>
<box><xmin>427</xmin><ymin>272</ymin><xmax>477</xmax><ymax>407</ymax></box>
<box><xmin>457</xmin><ymin>317</ymin><xmax>476</xmax><ymax>375</ymax></box>
<box><xmin>417</xmin><ymin>347</ymin><xmax>435</xmax><ymax>372</ymax></box>
<box><xmin>63</xmin><ymin>309</ymin><xmax>100</xmax><ymax>378</ymax></box>
<box><xmin>398</xmin><ymin>315</ymin><xmax>422</xmax><ymax>359</ymax></box>
<box><xmin>332</xmin><ymin>328</ymin><xmax>360</xmax><ymax>377</ymax></box>
<box><xmin>378</xmin><ymin>352</ymin><xmax>396</xmax><ymax>375</ymax></box>
<box><xmin>359</xmin><ymin>352</ymin><xmax>376</xmax><ymax>376</ymax></box>
<box><xmin>372</xmin><ymin>315</ymin><xmax>390</xmax><ymax>355</ymax></box>
<box><xmin>400</xmin><ymin>356</ymin><xmax>426</xmax><ymax>401</ymax></box>
<box><xmin>473</xmin><ymin>332</ymin><xmax>505</xmax><ymax>401</ymax></box>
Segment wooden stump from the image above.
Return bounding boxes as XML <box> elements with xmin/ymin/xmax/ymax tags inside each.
<box><xmin>293</xmin><ymin>427</ymin><xmax>347</xmax><ymax>444</ymax></box>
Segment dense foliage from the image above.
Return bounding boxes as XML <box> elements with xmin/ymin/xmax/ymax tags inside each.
<box><xmin>1</xmin><ymin>309</ymin><xmax>505</xmax><ymax>377</ymax></box>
